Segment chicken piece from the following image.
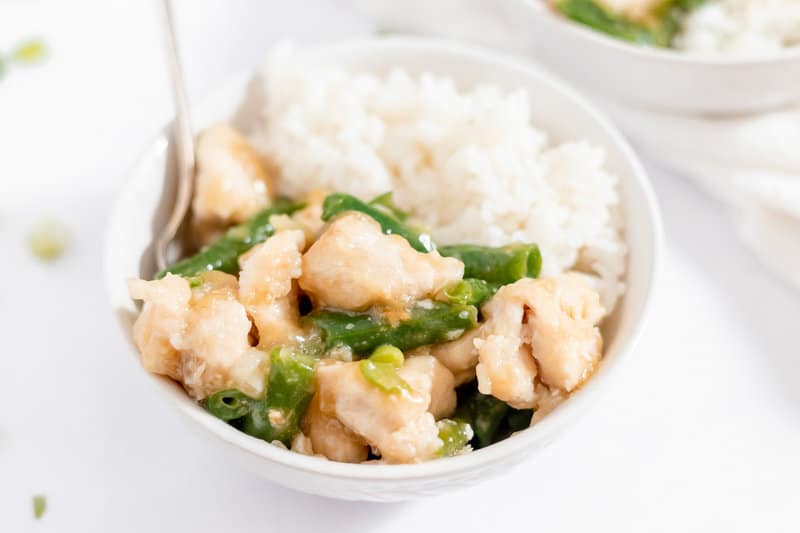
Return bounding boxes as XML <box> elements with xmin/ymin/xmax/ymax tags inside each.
<box><xmin>192</xmin><ymin>123</ymin><xmax>275</xmax><ymax>228</ymax></box>
<box><xmin>303</xmin><ymin>394</ymin><xmax>369</xmax><ymax>463</ymax></box>
<box><xmin>290</xmin><ymin>432</ymin><xmax>315</xmax><ymax>456</ymax></box>
<box><xmin>291</xmin><ymin>188</ymin><xmax>331</xmax><ymax>243</ymax></box>
<box><xmin>299</xmin><ymin>213</ymin><xmax>464</xmax><ymax>311</ymax></box>
<box><xmin>316</xmin><ymin>360</ymin><xmax>442</xmax><ymax>463</ymax></box>
<box><xmin>267</xmin><ymin>214</ymin><xmax>306</xmax><ymax>235</ymax></box>
<box><xmin>596</xmin><ymin>0</ymin><xmax>663</xmax><ymax>22</ymax></box>
<box><xmin>238</xmin><ymin>230</ymin><xmax>305</xmax><ymax>348</ymax></box>
<box><xmin>530</xmin><ymin>381</ymin><xmax>566</xmax><ymax>426</ymax></box>
<box><xmin>127</xmin><ymin>274</ymin><xmax>192</xmax><ymax>380</ymax></box>
<box><xmin>524</xmin><ymin>273</ymin><xmax>605</xmax><ymax>392</ymax></box>
<box><xmin>475</xmin><ymin>334</ymin><xmax>539</xmax><ymax>409</ymax></box>
<box><xmin>398</xmin><ymin>355</ymin><xmax>457</xmax><ymax>419</ymax></box>
<box><xmin>128</xmin><ymin>272</ymin><xmax>268</xmax><ymax>400</ymax></box>
<box><xmin>174</xmin><ymin>271</ymin><xmax>269</xmax><ymax>400</ymax></box>
<box><xmin>429</xmin><ymin>327</ymin><xmax>482</xmax><ymax>386</ymax></box>
<box><xmin>475</xmin><ymin>273</ymin><xmax>604</xmax><ymax>408</ymax></box>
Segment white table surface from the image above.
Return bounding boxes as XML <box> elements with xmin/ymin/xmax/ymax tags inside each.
<box><xmin>2</xmin><ymin>1</ymin><xmax>798</xmax><ymax>531</ymax></box>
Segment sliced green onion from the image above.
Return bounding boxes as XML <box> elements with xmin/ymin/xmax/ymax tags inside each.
<box><xmin>13</xmin><ymin>39</ymin><xmax>47</xmax><ymax>64</ymax></box>
<box><xmin>369</xmin><ymin>345</ymin><xmax>404</xmax><ymax>367</ymax></box>
<box><xmin>186</xmin><ymin>275</ymin><xmax>204</xmax><ymax>288</ymax></box>
<box><xmin>437</xmin><ymin>419</ymin><xmax>473</xmax><ymax>457</ymax></box>
<box><xmin>32</xmin><ymin>494</ymin><xmax>46</xmax><ymax>519</ymax></box>
<box><xmin>28</xmin><ymin>219</ymin><xmax>69</xmax><ymax>261</ymax></box>
<box><xmin>359</xmin><ymin>359</ymin><xmax>410</xmax><ymax>394</ymax></box>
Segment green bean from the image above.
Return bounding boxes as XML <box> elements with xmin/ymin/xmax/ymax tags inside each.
<box><xmin>206</xmin><ymin>389</ymin><xmax>254</xmax><ymax>421</ymax></box>
<box><xmin>674</xmin><ymin>0</ymin><xmax>709</xmax><ymax>9</ymax></box>
<box><xmin>441</xmin><ymin>278</ymin><xmax>497</xmax><ymax>307</ymax></box>
<box><xmin>155</xmin><ymin>199</ymin><xmax>304</xmax><ymax>279</ymax></box>
<box><xmin>556</xmin><ymin>0</ymin><xmax>655</xmax><ymax>43</ymax></box>
<box><xmin>321</xmin><ymin>192</ymin><xmax>435</xmax><ymax>253</ymax></box>
<box><xmin>455</xmin><ymin>390</ymin><xmax>510</xmax><ymax>449</ymax></box>
<box><xmin>369</xmin><ymin>191</ymin><xmax>409</xmax><ymax>221</ymax></box>
<box><xmin>304</xmin><ymin>302</ymin><xmax>478</xmax><ymax>355</ymax></box>
<box><xmin>205</xmin><ymin>347</ymin><xmax>316</xmax><ymax>446</ymax></box>
<box><xmin>455</xmin><ymin>384</ymin><xmax>536</xmax><ymax>447</ymax></box>
<box><xmin>555</xmin><ymin>0</ymin><xmax>705</xmax><ymax>47</ymax></box>
<box><xmin>505</xmin><ymin>408</ymin><xmax>534</xmax><ymax>432</ymax></box>
<box><xmin>241</xmin><ymin>347</ymin><xmax>317</xmax><ymax>445</ymax></box>
<box><xmin>438</xmin><ymin>243</ymin><xmax>541</xmax><ymax>285</ymax></box>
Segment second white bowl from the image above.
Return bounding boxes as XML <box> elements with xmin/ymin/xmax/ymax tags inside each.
<box><xmin>511</xmin><ymin>0</ymin><xmax>800</xmax><ymax>114</ymax></box>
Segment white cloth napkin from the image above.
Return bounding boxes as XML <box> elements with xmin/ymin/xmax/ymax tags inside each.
<box><xmin>603</xmin><ymin>102</ymin><xmax>800</xmax><ymax>290</ymax></box>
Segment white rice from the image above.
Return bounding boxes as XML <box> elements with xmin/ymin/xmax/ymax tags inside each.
<box><xmin>675</xmin><ymin>0</ymin><xmax>800</xmax><ymax>55</ymax></box>
<box><xmin>249</xmin><ymin>49</ymin><xmax>627</xmax><ymax>312</ymax></box>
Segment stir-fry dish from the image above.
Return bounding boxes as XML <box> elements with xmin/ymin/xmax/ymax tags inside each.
<box><xmin>127</xmin><ymin>58</ymin><xmax>625</xmax><ymax>463</ymax></box>
<box><xmin>128</xmin><ymin>125</ymin><xmax>608</xmax><ymax>463</ymax></box>
<box><xmin>552</xmin><ymin>0</ymin><xmax>800</xmax><ymax>55</ymax></box>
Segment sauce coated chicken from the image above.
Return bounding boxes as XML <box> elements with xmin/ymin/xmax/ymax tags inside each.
<box><xmin>299</xmin><ymin>212</ymin><xmax>463</xmax><ymax>311</ymax></box>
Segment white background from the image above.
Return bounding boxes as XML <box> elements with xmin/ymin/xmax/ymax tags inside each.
<box><xmin>1</xmin><ymin>1</ymin><xmax>798</xmax><ymax>531</ymax></box>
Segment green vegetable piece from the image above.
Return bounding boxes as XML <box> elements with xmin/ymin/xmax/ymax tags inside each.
<box><xmin>369</xmin><ymin>191</ymin><xmax>409</xmax><ymax>221</ymax></box>
<box><xmin>186</xmin><ymin>275</ymin><xmax>204</xmax><ymax>288</ymax></box>
<box><xmin>206</xmin><ymin>389</ymin><xmax>254</xmax><ymax>421</ymax></box>
<box><xmin>13</xmin><ymin>39</ymin><xmax>47</xmax><ymax>64</ymax></box>
<box><xmin>321</xmin><ymin>192</ymin><xmax>435</xmax><ymax>253</ymax></box>
<box><xmin>555</xmin><ymin>0</ymin><xmax>664</xmax><ymax>45</ymax></box>
<box><xmin>437</xmin><ymin>419</ymin><xmax>474</xmax><ymax>457</ymax></box>
<box><xmin>155</xmin><ymin>199</ymin><xmax>304</xmax><ymax>279</ymax></box>
<box><xmin>28</xmin><ymin>219</ymin><xmax>69</xmax><ymax>261</ymax></box>
<box><xmin>32</xmin><ymin>494</ymin><xmax>46</xmax><ymax>520</ymax></box>
<box><xmin>555</xmin><ymin>0</ymin><xmax>705</xmax><ymax>47</ymax></box>
<box><xmin>359</xmin><ymin>359</ymin><xmax>411</xmax><ymax>394</ymax></box>
<box><xmin>649</xmin><ymin>0</ymin><xmax>711</xmax><ymax>45</ymax></box>
<box><xmin>204</xmin><ymin>347</ymin><xmax>316</xmax><ymax>445</ymax></box>
<box><xmin>369</xmin><ymin>344</ymin><xmax>405</xmax><ymax>367</ymax></box>
<box><xmin>359</xmin><ymin>344</ymin><xmax>409</xmax><ymax>393</ymax></box>
<box><xmin>506</xmin><ymin>408</ymin><xmax>534</xmax><ymax>432</ymax></box>
<box><xmin>0</xmin><ymin>57</ymin><xmax>6</xmax><ymax>80</ymax></box>
<box><xmin>455</xmin><ymin>389</ymin><xmax>510</xmax><ymax>449</ymax></box>
<box><xmin>675</xmin><ymin>0</ymin><xmax>709</xmax><ymax>9</ymax></box>
<box><xmin>442</xmin><ymin>278</ymin><xmax>497</xmax><ymax>307</ymax></box>
<box><xmin>240</xmin><ymin>347</ymin><xmax>317</xmax><ymax>445</ymax></box>
<box><xmin>304</xmin><ymin>302</ymin><xmax>478</xmax><ymax>355</ymax></box>
<box><xmin>438</xmin><ymin>243</ymin><xmax>541</xmax><ymax>285</ymax></box>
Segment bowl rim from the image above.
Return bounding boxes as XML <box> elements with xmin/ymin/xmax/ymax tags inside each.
<box><xmin>105</xmin><ymin>35</ymin><xmax>663</xmax><ymax>482</ymax></box>
<box><xmin>521</xmin><ymin>0</ymin><xmax>800</xmax><ymax>66</ymax></box>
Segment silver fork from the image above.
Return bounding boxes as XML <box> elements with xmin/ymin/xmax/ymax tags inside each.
<box><xmin>154</xmin><ymin>0</ymin><xmax>195</xmax><ymax>271</ymax></box>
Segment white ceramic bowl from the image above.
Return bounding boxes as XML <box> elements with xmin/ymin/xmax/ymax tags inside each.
<box><xmin>104</xmin><ymin>37</ymin><xmax>661</xmax><ymax>502</ymax></box>
<box><xmin>511</xmin><ymin>0</ymin><xmax>800</xmax><ymax>114</ymax></box>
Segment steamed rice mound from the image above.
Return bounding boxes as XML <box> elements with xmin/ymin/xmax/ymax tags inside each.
<box><xmin>676</xmin><ymin>0</ymin><xmax>800</xmax><ymax>55</ymax></box>
<box><xmin>249</xmin><ymin>49</ymin><xmax>626</xmax><ymax>311</ymax></box>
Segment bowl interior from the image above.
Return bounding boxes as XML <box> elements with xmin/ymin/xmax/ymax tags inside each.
<box><xmin>104</xmin><ymin>37</ymin><xmax>661</xmax><ymax>481</ymax></box>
